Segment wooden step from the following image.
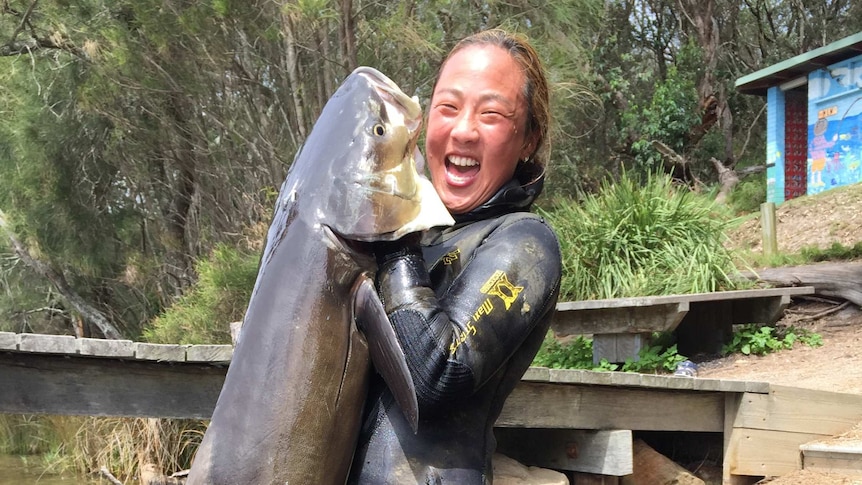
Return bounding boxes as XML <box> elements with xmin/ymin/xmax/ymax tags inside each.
<box><xmin>800</xmin><ymin>438</ymin><xmax>862</xmax><ymax>476</ymax></box>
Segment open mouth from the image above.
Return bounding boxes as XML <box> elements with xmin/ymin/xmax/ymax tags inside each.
<box><xmin>446</xmin><ymin>155</ymin><xmax>480</xmax><ymax>186</ymax></box>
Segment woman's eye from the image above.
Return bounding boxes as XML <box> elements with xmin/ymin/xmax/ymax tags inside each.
<box><xmin>373</xmin><ymin>124</ymin><xmax>386</xmax><ymax>136</ymax></box>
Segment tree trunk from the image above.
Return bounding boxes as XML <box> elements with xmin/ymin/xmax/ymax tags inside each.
<box><xmin>741</xmin><ymin>262</ymin><xmax>862</xmax><ymax>307</ymax></box>
<box><xmin>711</xmin><ymin>156</ymin><xmax>739</xmax><ymax>204</ymax></box>
<box><xmin>282</xmin><ymin>12</ymin><xmax>308</xmax><ymax>140</ymax></box>
<box><xmin>339</xmin><ymin>0</ymin><xmax>357</xmax><ymax>71</ymax></box>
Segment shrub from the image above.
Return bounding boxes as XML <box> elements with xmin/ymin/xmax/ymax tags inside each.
<box><xmin>540</xmin><ymin>171</ymin><xmax>744</xmax><ymax>301</ymax></box>
<box><xmin>144</xmin><ymin>244</ymin><xmax>259</xmax><ymax>344</ymax></box>
<box><xmin>728</xmin><ymin>177</ymin><xmax>767</xmax><ymax>214</ymax></box>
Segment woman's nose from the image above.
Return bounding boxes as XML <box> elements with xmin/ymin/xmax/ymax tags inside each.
<box><xmin>450</xmin><ymin>112</ymin><xmax>479</xmax><ymax>142</ymax></box>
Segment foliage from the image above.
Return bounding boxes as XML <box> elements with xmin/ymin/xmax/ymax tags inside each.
<box><xmin>728</xmin><ymin>177</ymin><xmax>767</xmax><ymax>214</ymax></box>
<box><xmin>1</xmin><ymin>0</ymin><xmax>860</xmax><ymax>342</ymax></box>
<box><xmin>542</xmin><ymin>171</ymin><xmax>744</xmax><ymax>301</ymax></box>
<box><xmin>736</xmin><ymin>240</ymin><xmax>862</xmax><ymax>270</ymax></box>
<box><xmin>57</xmin><ymin>417</ymin><xmax>205</xmax><ymax>481</ymax></box>
<box><xmin>144</xmin><ymin>244</ymin><xmax>259</xmax><ymax>345</ymax></box>
<box><xmin>621</xmin><ymin>343</ymin><xmax>687</xmax><ymax>374</ymax></box>
<box><xmin>722</xmin><ymin>324</ymin><xmax>823</xmax><ymax>356</ymax></box>
<box><xmin>532</xmin><ymin>331</ymin><xmax>687</xmax><ymax>374</ymax></box>
<box><xmin>531</xmin><ymin>333</ymin><xmax>595</xmax><ymax>369</ymax></box>
<box><xmin>0</xmin><ymin>414</ymin><xmax>205</xmax><ymax>481</ymax></box>
<box><xmin>0</xmin><ymin>415</ymin><xmax>64</xmax><ymax>456</ymax></box>
<box><xmin>627</xmin><ymin>62</ymin><xmax>701</xmax><ymax>172</ymax></box>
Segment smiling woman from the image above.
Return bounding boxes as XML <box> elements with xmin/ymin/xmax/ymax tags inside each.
<box><xmin>351</xmin><ymin>29</ymin><xmax>562</xmax><ymax>485</ymax></box>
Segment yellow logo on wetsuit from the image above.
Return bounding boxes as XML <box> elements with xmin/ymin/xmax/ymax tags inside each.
<box><xmin>442</xmin><ymin>248</ymin><xmax>460</xmax><ymax>265</ymax></box>
<box><xmin>449</xmin><ymin>271</ymin><xmax>523</xmax><ymax>355</ymax></box>
<box><xmin>480</xmin><ymin>270</ymin><xmax>523</xmax><ymax>310</ymax></box>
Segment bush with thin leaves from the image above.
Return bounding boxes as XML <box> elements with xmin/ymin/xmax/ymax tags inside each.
<box><xmin>541</xmin><ymin>171</ymin><xmax>745</xmax><ymax>301</ymax></box>
<box><xmin>144</xmin><ymin>244</ymin><xmax>259</xmax><ymax>344</ymax></box>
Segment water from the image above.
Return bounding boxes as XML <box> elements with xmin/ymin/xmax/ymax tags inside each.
<box><xmin>0</xmin><ymin>455</ymin><xmax>104</xmax><ymax>485</ymax></box>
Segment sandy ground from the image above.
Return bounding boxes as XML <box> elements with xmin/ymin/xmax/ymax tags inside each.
<box><xmin>698</xmin><ymin>300</ymin><xmax>862</xmax><ymax>395</ymax></box>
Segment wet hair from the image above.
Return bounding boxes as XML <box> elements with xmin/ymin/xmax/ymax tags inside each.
<box><xmin>432</xmin><ymin>29</ymin><xmax>551</xmax><ymax>183</ymax></box>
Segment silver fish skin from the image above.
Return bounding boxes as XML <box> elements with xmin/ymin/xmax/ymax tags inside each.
<box><xmin>187</xmin><ymin>67</ymin><xmax>453</xmax><ymax>485</ymax></box>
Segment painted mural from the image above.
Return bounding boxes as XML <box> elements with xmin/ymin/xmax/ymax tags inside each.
<box><xmin>807</xmin><ymin>54</ymin><xmax>862</xmax><ymax>196</ymax></box>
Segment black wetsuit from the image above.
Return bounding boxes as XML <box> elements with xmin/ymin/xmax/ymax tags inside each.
<box><xmin>348</xmin><ymin>178</ymin><xmax>563</xmax><ymax>484</ymax></box>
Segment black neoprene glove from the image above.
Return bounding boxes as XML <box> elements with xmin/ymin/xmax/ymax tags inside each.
<box><xmin>373</xmin><ymin>232</ymin><xmax>423</xmax><ymax>268</ymax></box>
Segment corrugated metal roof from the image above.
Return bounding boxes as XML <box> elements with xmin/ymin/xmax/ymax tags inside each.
<box><xmin>735</xmin><ymin>32</ymin><xmax>862</xmax><ymax>96</ymax></box>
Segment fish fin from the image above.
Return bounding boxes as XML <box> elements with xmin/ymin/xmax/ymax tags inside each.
<box><xmin>353</xmin><ymin>274</ymin><xmax>420</xmax><ymax>432</ymax></box>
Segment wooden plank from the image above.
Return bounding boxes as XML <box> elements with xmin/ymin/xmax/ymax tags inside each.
<box><xmin>134</xmin><ymin>342</ymin><xmax>188</xmax><ymax>362</ymax></box>
<box><xmin>497</xmin><ymin>381</ymin><xmax>724</xmax><ymax>432</ymax></box>
<box><xmin>554</xmin><ymin>287</ymin><xmax>815</xmax><ymax>311</ymax></box>
<box><xmin>801</xmin><ymin>440</ymin><xmax>862</xmax><ymax>476</ymax></box>
<box><xmin>80</xmin><ymin>338</ymin><xmax>135</xmax><ymax>358</ymax></box>
<box><xmin>535</xmin><ymin>368</ymin><xmax>769</xmax><ymax>395</ymax></box>
<box><xmin>18</xmin><ymin>333</ymin><xmax>78</xmax><ymax>354</ymax></box>
<box><xmin>494</xmin><ymin>428</ymin><xmax>633</xmax><ymax>476</ymax></box>
<box><xmin>186</xmin><ymin>345</ymin><xmax>233</xmax><ymax>363</ymax></box>
<box><xmin>724</xmin><ymin>393</ymin><xmax>744</xmax><ymax>484</ymax></box>
<box><xmin>735</xmin><ymin>385</ymin><xmax>862</xmax><ymax>435</ymax></box>
<box><xmin>725</xmin><ymin>386</ymin><xmax>862</xmax><ymax>479</ymax></box>
<box><xmin>0</xmin><ymin>350</ymin><xmax>224</xmax><ymax>419</ymax></box>
<box><xmin>552</xmin><ymin>302</ymin><xmax>689</xmax><ymax>335</ymax></box>
<box><xmin>726</xmin><ymin>427</ymin><xmax>825</xmax><ymax>477</ymax></box>
<box><xmin>0</xmin><ymin>331</ymin><xmax>18</xmax><ymax>350</ymax></box>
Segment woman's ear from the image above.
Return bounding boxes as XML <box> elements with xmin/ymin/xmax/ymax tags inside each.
<box><xmin>520</xmin><ymin>132</ymin><xmax>539</xmax><ymax>161</ymax></box>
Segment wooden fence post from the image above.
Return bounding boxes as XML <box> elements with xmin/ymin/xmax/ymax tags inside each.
<box><xmin>760</xmin><ymin>202</ymin><xmax>778</xmax><ymax>256</ymax></box>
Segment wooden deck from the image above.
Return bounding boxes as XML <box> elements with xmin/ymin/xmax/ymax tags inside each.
<box><xmin>552</xmin><ymin>286</ymin><xmax>816</xmax><ymax>363</ymax></box>
<box><xmin>2</xmin><ymin>329</ymin><xmax>861</xmax><ymax>483</ymax></box>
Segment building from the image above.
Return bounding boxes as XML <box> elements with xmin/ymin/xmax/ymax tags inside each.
<box><xmin>736</xmin><ymin>32</ymin><xmax>862</xmax><ymax>204</ymax></box>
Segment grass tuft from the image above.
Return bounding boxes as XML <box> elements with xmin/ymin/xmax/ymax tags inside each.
<box><xmin>540</xmin><ymin>171</ymin><xmax>745</xmax><ymax>301</ymax></box>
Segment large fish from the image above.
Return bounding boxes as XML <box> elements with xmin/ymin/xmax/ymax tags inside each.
<box><xmin>187</xmin><ymin>67</ymin><xmax>453</xmax><ymax>485</ymax></box>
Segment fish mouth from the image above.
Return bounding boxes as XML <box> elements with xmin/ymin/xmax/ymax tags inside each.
<box><xmin>322</xmin><ymin>224</ymin><xmax>383</xmax><ymax>256</ymax></box>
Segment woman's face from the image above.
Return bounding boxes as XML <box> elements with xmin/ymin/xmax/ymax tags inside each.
<box><xmin>425</xmin><ymin>45</ymin><xmax>535</xmax><ymax>214</ymax></box>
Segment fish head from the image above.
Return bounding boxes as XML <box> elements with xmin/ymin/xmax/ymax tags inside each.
<box><xmin>289</xmin><ymin>67</ymin><xmax>453</xmax><ymax>242</ymax></box>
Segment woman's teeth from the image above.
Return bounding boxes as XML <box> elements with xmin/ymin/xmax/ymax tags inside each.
<box><xmin>448</xmin><ymin>156</ymin><xmax>478</xmax><ymax>167</ymax></box>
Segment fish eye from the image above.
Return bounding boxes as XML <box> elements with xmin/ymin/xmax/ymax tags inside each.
<box><xmin>373</xmin><ymin>124</ymin><xmax>386</xmax><ymax>136</ymax></box>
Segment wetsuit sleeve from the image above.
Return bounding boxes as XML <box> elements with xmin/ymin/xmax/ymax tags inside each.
<box><xmin>374</xmin><ymin>216</ymin><xmax>561</xmax><ymax>413</ymax></box>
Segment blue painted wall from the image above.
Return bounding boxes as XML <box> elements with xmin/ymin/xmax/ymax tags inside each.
<box><xmin>806</xmin><ymin>54</ymin><xmax>862</xmax><ymax>196</ymax></box>
<box><xmin>766</xmin><ymin>87</ymin><xmax>785</xmax><ymax>204</ymax></box>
